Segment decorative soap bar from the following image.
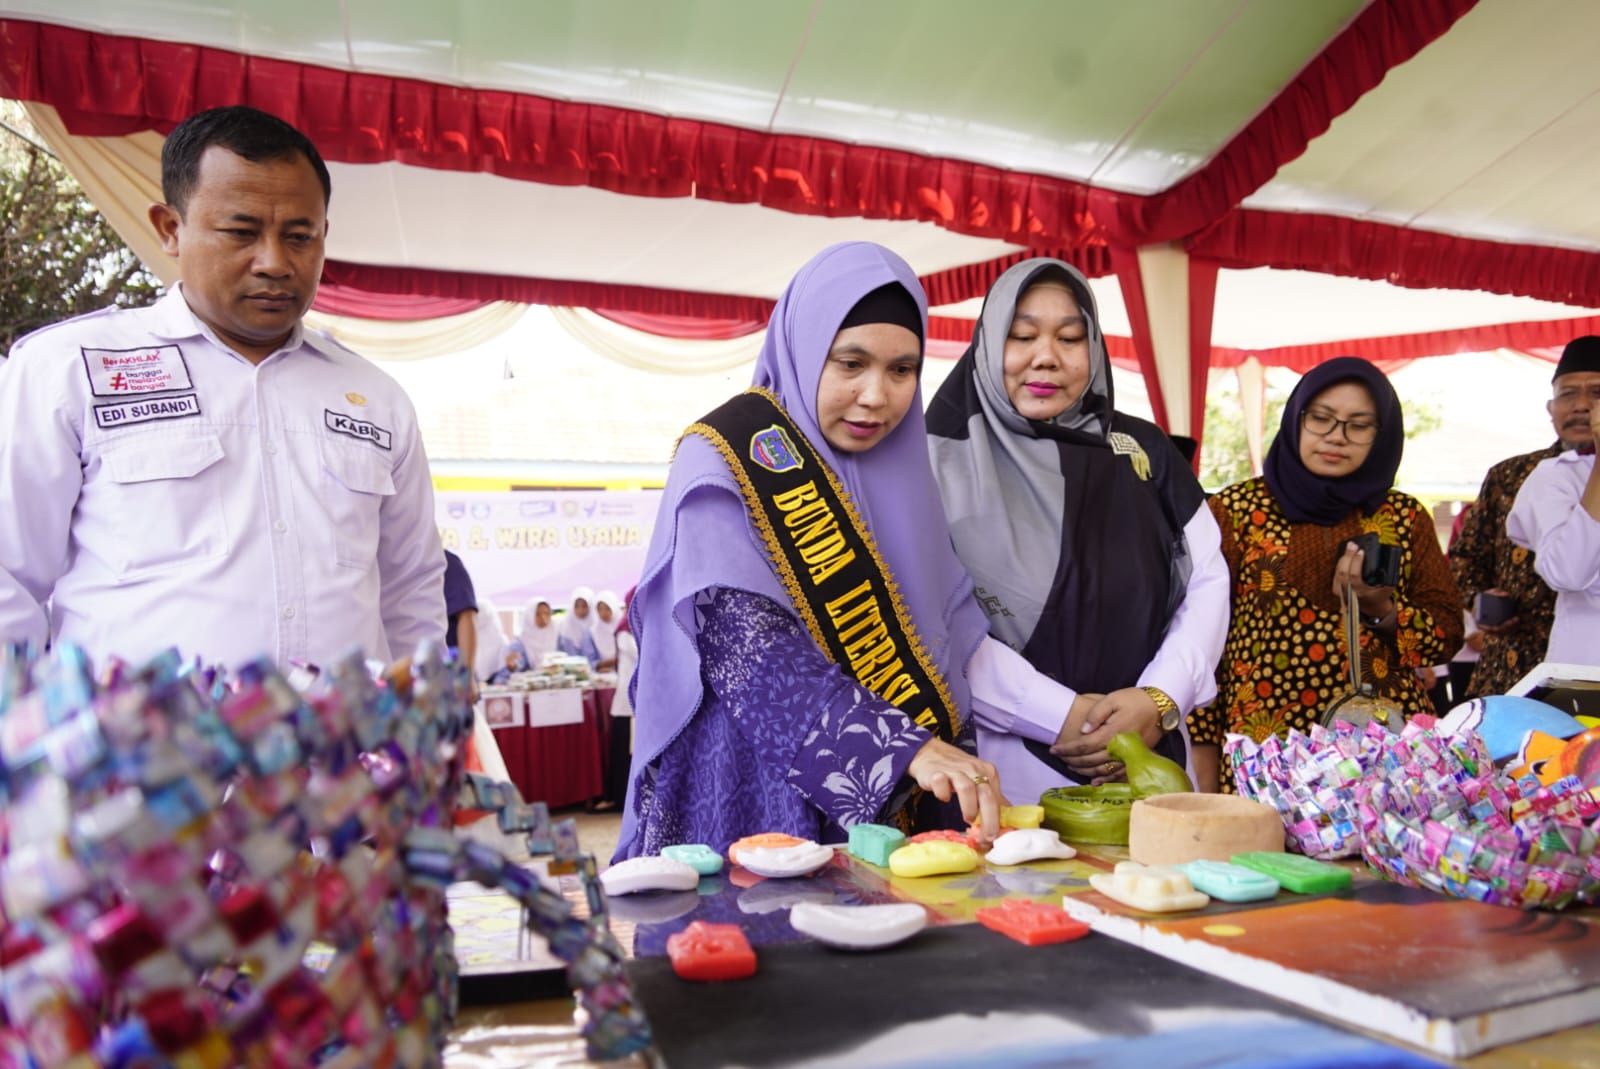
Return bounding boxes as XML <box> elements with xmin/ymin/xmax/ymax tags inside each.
<box><xmin>1177</xmin><ymin>859</ymin><xmax>1280</xmax><ymax>902</ymax></box>
<box><xmin>737</xmin><ymin>841</ymin><xmax>833</xmax><ymax>879</ymax></box>
<box><xmin>1088</xmin><ymin>861</ymin><xmax>1209</xmax><ymax>912</ymax></box>
<box><xmin>667</xmin><ymin>921</ymin><xmax>756</xmax><ymax>982</ymax></box>
<box><xmin>599</xmin><ymin>856</ymin><xmax>700</xmax><ymax>896</ymax></box>
<box><xmin>888</xmin><ymin>841</ymin><xmax>980</xmax><ymax>878</ymax></box>
<box><xmin>661</xmin><ymin>843</ymin><xmax>724</xmax><ymax>875</ymax></box>
<box><xmin>907</xmin><ymin>829</ymin><xmax>969</xmax><ymax>845</ymax></box>
<box><xmin>727</xmin><ymin>833</ymin><xmax>807</xmax><ymax>866</ymax></box>
<box><xmin>1000</xmin><ymin>805</ymin><xmax>1044</xmax><ymax>830</ymax></box>
<box><xmin>976</xmin><ymin>899</ymin><xmax>1090</xmax><ymax>946</ymax></box>
<box><xmin>847</xmin><ymin>823</ymin><xmax>907</xmax><ymax>867</ymax></box>
<box><xmin>789</xmin><ymin>902</ymin><xmax>927</xmax><ymax>950</ymax></box>
<box><xmin>1230</xmin><ymin>851</ymin><xmax>1352</xmax><ymax>895</ymax></box>
<box><xmin>985</xmin><ymin>829</ymin><xmax>1077</xmax><ymax>867</ymax></box>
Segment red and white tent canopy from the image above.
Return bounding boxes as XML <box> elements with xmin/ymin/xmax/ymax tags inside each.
<box><xmin>3</xmin><ymin>0</ymin><xmax>1598</xmax><ymax>441</ymax></box>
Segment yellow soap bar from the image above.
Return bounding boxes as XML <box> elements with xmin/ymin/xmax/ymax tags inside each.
<box><xmin>887</xmin><ymin>840</ymin><xmax>980</xmax><ymax>878</ymax></box>
<box><xmin>1000</xmin><ymin>805</ymin><xmax>1044</xmax><ymax>830</ymax></box>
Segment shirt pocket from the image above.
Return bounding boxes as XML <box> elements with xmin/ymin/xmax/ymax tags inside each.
<box><xmin>99</xmin><ymin>434</ymin><xmax>230</xmax><ymax>578</ymax></box>
<box><xmin>319</xmin><ymin>436</ymin><xmax>397</xmax><ymax>569</ymax></box>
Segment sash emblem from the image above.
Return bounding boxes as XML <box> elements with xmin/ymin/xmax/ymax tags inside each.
<box><xmin>750</xmin><ymin>424</ymin><xmax>804</xmax><ymax>473</ymax></box>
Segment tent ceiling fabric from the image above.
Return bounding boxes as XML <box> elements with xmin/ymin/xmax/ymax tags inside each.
<box><xmin>5</xmin><ymin>0</ymin><xmax>1600</xmax><ymax>375</ymax></box>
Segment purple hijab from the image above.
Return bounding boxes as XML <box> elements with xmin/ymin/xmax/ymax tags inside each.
<box><xmin>1263</xmin><ymin>356</ymin><xmax>1404</xmax><ymax>525</ymax></box>
<box><xmin>619</xmin><ymin>242</ymin><xmax>991</xmax><ymax>853</ymax></box>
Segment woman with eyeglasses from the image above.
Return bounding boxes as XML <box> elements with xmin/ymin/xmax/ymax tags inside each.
<box><xmin>1189</xmin><ymin>357</ymin><xmax>1463</xmax><ymax>792</ymax></box>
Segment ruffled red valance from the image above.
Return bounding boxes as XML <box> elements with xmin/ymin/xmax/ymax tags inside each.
<box><xmin>0</xmin><ymin>2</ymin><xmax>1475</xmax><ymax>255</ymax></box>
<box><xmin>311</xmin><ymin>281</ymin><xmax>486</xmax><ymax>320</ymax></box>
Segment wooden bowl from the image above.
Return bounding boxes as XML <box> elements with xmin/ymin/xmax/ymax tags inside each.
<box><xmin>1127</xmin><ymin>793</ymin><xmax>1285</xmax><ymax>867</ymax></box>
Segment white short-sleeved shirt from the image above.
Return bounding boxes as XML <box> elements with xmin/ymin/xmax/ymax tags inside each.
<box><xmin>0</xmin><ymin>286</ymin><xmax>446</xmax><ymax>670</ymax></box>
<box><xmin>1507</xmin><ymin>450</ymin><xmax>1600</xmax><ymax>666</ymax></box>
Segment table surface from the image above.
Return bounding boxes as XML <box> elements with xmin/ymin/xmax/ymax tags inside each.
<box><xmin>444</xmin><ymin>845</ymin><xmax>1600</xmax><ymax>1069</ymax></box>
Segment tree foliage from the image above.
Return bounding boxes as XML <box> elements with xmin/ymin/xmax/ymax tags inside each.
<box><xmin>0</xmin><ymin>101</ymin><xmax>161</xmax><ymax>353</ymax></box>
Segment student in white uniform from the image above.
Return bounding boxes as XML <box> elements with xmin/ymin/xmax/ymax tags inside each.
<box><xmin>0</xmin><ymin>106</ymin><xmax>445</xmax><ymax>669</ymax></box>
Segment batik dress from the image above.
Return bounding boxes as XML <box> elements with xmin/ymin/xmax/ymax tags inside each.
<box><xmin>1191</xmin><ymin>479</ymin><xmax>1462</xmax><ymax>789</ymax></box>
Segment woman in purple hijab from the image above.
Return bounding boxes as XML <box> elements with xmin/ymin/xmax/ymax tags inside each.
<box><xmin>616</xmin><ymin>243</ymin><xmax>1065</xmax><ymax>860</ymax></box>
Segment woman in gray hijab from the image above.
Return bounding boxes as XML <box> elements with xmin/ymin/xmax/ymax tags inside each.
<box><xmin>926</xmin><ymin>258</ymin><xmax>1230</xmax><ymax>803</ymax></box>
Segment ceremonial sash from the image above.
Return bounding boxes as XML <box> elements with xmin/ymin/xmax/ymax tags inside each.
<box><xmin>686</xmin><ymin>388</ymin><xmax>961</xmax><ymax>743</ymax></box>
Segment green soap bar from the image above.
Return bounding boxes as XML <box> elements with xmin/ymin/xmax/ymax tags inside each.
<box><xmin>661</xmin><ymin>843</ymin><xmax>724</xmax><ymax>875</ymax></box>
<box><xmin>848</xmin><ymin>822</ymin><xmax>907</xmax><ymax>867</ymax></box>
<box><xmin>1039</xmin><ymin>783</ymin><xmax>1137</xmax><ymax>846</ymax></box>
<box><xmin>1178</xmin><ymin>859</ymin><xmax>1280</xmax><ymax>902</ymax></box>
<box><xmin>1230</xmin><ymin>851</ymin><xmax>1351</xmax><ymax>894</ymax></box>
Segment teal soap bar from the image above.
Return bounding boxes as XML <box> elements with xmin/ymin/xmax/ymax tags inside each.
<box><xmin>662</xmin><ymin>843</ymin><xmax>724</xmax><ymax>875</ymax></box>
<box><xmin>1178</xmin><ymin>859</ymin><xmax>1280</xmax><ymax>902</ymax></box>
<box><xmin>848</xmin><ymin>823</ymin><xmax>907</xmax><ymax>867</ymax></box>
<box><xmin>1229</xmin><ymin>851</ymin><xmax>1351</xmax><ymax>894</ymax></box>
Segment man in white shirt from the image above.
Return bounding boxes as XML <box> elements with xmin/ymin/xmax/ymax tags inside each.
<box><xmin>0</xmin><ymin>106</ymin><xmax>445</xmax><ymax>669</ymax></box>
<box><xmin>1507</xmin><ymin>338</ymin><xmax>1600</xmax><ymax>667</ymax></box>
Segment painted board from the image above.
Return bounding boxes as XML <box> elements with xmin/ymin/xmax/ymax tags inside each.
<box><xmin>626</xmin><ymin>921</ymin><xmax>1445</xmax><ymax>1069</ymax></box>
<box><xmin>1059</xmin><ymin>876</ymin><xmax>1600</xmax><ymax>1059</ymax></box>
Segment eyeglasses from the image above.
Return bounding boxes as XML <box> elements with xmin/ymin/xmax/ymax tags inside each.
<box><xmin>1302</xmin><ymin>410</ymin><xmax>1379</xmax><ymax>444</ymax></box>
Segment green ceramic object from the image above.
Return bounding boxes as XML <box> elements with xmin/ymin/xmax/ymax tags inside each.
<box><xmin>1039</xmin><ymin>783</ymin><xmax>1138</xmax><ymax>845</ymax></box>
<box><xmin>1108</xmin><ymin>731</ymin><xmax>1193</xmax><ymax>797</ymax></box>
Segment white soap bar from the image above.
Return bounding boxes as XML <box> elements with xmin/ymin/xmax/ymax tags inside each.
<box><xmin>600</xmin><ymin>855</ymin><xmax>701</xmax><ymax>896</ymax></box>
<box><xmin>789</xmin><ymin>902</ymin><xmax>928</xmax><ymax>950</ymax></box>
<box><xmin>984</xmin><ymin>828</ymin><xmax>1078</xmax><ymax>866</ymax></box>
<box><xmin>737</xmin><ymin>841</ymin><xmax>834</xmax><ymax>878</ymax></box>
<box><xmin>1087</xmin><ymin>861</ymin><xmax>1209</xmax><ymax>913</ymax></box>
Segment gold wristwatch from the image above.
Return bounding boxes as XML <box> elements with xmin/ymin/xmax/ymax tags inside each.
<box><xmin>1141</xmin><ymin>686</ymin><xmax>1182</xmax><ymax>732</ymax></box>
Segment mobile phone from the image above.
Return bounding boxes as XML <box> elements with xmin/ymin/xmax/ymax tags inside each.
<box><xmin>1353</xmin><ymin>532</ymin><xmax>1401</xmax><ymax>588</ymax></box>
<box><xmin>1475</xmin><ymin>591</ymin><xmax>1517</xmax><ymax>627</ymax></box>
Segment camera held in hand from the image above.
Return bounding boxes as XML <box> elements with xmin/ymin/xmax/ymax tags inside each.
<box><xmin>1353</xmin><ymin>532</ymin><xmax>1401</xmax><ymax>589</ymax></box>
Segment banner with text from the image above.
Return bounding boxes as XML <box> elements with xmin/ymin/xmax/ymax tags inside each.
<box><xmin>437</xmin><ymin>490</ymin><xmax>661</xmax><ymax>627</ymax></box>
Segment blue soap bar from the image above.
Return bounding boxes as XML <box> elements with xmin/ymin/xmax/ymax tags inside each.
<box><xmin>662</xmin><ymin>843</ymin><xmax>725</xmax><ymax>875</ymax></box>
<box><xmin>1178</xmin><ymin>859</ymin><xmax>1280</xmax><ymax>902</ymax></box>
<box><xmin>847</xmin><ymin>822</ymin><xmax>907</xmax><ymax>867</ymax></box>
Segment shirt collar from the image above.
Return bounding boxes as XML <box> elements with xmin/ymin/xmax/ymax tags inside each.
<box><xmin>148</xmin><ymin>283</ymin><xmax>338</xmax><ymax>361</ymax></box>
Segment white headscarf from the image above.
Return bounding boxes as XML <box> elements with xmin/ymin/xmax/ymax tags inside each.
<box><xmin>518</xmin><ymin>596</ymin><xmax>559</xmax><ymax>662</ymax></box>
<box><xmin>472</xmin><ymin>596</ymin><xmax>509</xmax><ymax>680</ymax></box>
<box><xmin>591</xmin><ymin>589</ymin><xmax>621</xmax><ymax>661</ymax></box>
<box><xmin>557</xmin><ymin>586</ymin><xmax>596</xmax><ymax>651</ymax></box>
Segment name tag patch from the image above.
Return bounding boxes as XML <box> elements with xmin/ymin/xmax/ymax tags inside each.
<box><xmin>81</xmin><ymin>345</ymin><xmax>193</xmax><ymax>397</ymax></box>
<box><xmin>325</xmin><ymin>409</ymin><xmax>392</xmax><ymax>450</ymax></box>
<box><xmin>93</xmin><ymin>393</ymin><xmax>202</xmax><ymax>429</ymax></box>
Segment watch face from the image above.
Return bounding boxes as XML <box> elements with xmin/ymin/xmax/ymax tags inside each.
<box><xmin>1161</xmin><ymin>707</ymin><xmax>1182</xmax><ymax>732</ymax></box>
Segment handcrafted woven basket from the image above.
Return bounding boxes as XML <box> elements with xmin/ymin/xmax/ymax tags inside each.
<box><xmin>1225</xmin><ymin>720</ymin><xmax>1394</xmax><ymax>860</ymax></box>
<box><xmin>0</xmin><ymin>644</ymin><xmax>647</xmax><ymax>1067</ymax></box>
<box><xmin>1355</xmin><ymin>725</ymin><xmax>1600</xmax><ymax>911</ymax></box>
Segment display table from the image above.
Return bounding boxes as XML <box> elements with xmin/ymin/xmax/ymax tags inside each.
<box><xmin>478</xmin><ymin>686</ymin><xmax>615</xmax><ymax>809</ymax></box>
<box><xmin>445</xmin><ymin>846</ymin><xmax>1600</xmax><ymax>1069</ymax></box>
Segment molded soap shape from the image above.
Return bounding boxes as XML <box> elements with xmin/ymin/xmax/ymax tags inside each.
<box><xmin>1177</xmin><ymin>859</ymin><xmax>1281</xmax><ymax>902</ymax></box>
<box><xmin>847</xmin><ymin>823</ymin><xmax>907</xmax><ymax>867</ymax></box>
<box><xmin>887</xmin><ymin>841</ymin><xmax>980</xmax><ymax>878</ymax></box>
<box><xmin>600</xmin><ymin>856</ymin><xmax>700</xmax><ymax>896</ymax></box>
<box><xmin>789</xmin><ymin>902</ymin><xmax>927</xmax><ymax>950</ymax></box>
<box><xmin>661</xmin><ymin>843</ymin><xmax>724</xmax><ymax>875</ymax></box>
<box><xmin>1088</xmin><ymin>861</ymin><xmax>1209</xmax><ymax>912</ymax></box>
<box><xmin>1230</xmin><ymin>851</ymin><xmax>1352</xmax><ymax>895</ymax></box>
<box><xmin>736</xmin><ymin>841</ymin><xmax>834</xmax><ymax>879</ymax></box>
<box><xmin>975</xmin><ymin>899</ymin><xmax>1090</xmax><ymax>946</ymax></box>
<box><xmin>727</xmin><ymin>833</ymin><xmax>807</xmax><ymax>866</ymax></box>
<box><xmin>985</xmin><ymin>828</ymin><xmax>1078</xmax><ymax>866</ymax></box>
<box><xmin>999</xmin><ymin>805</ymin><xmax>1044</xmax><ymax>830</ymax></box>
<box><xmin>1107</xmin><ymin>731</ymin><xmax>1193</xmax><ymax>796</ymax></box>
<box><xmin>667</xmin><ymin>921</ymin><xmax>756</xmax><ymax>982</ymax></box>
<box><xmin>1039</xmin><ymin>783</ymin><xmax>1137</xmax><ymax>845</ymax></box>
